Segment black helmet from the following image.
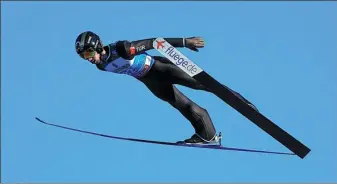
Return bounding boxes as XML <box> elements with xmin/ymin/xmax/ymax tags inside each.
<box><xmin>75</xmin><ymin>31</ymin><xmax>103</xmax><ymax>55</ymax></box>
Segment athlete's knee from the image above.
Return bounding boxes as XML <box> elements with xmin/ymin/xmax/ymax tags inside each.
<box><xmin>170</xmin><ymin>99</ymin><xmax>190</xmax><ymax>112</ymax></box>
<box><xmin>169</xmin><ymin>99</ymin><xmax>197</xmax><ymax>115</ymax></box>
<box><xmin>190</xmin><ymin>103</ymin><xmax>208</xmax><ymax>115</ymax></box>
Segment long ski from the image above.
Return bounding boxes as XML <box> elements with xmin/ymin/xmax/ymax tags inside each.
<box><xmin>35</xmin><ymin>117</ymin><xmax>295</xmax><ymax>156</ymax></box>
<box><xmin>153</xmin><ymin>38</ymin><xmax>310</xmax><ymax>159</ymax></box>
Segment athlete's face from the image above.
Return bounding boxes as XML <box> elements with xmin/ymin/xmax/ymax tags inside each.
<box><xmin>86</xmin><ymin>52</ymin><xmax>102</xmax><ymax>64</ymax></box>
<box><xmin>79</xmin><ymin>40</ymin><xmax>105</xmax><ymax>64</ymax></box>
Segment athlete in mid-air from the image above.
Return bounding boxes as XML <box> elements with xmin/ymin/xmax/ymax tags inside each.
<box><xmin>75</xmin><ymin>31</ymin><xmax>258</xmax><ymax>145</ymax></box>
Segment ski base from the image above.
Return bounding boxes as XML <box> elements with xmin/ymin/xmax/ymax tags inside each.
<box><xmin>35</xmin><ymin>117</ymin><xmax>295</xmax><ymax>156</ymax></box>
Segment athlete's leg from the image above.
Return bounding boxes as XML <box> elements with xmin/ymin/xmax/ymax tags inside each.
<box><xmin>152</xmin><ymin>56</ymin><xmax>259</xmax><ymax>111</ymax></box>
<box><xmin>139</xmin><ymin>75</ymin><xmax>217</xmax><ymax>142</ymax></box>
<box><xmin>152</xmin><ymin>56</ymin><xmax>207</xmax><ymax>91</ymax></box>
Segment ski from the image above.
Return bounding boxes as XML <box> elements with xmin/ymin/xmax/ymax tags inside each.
<box><xmin>153</xmin><ymin>38</ymin><xmax>310</xmax><ymax>159</ymax></box>
<box><xmin>35</xmin><ymin>117</ymin><xmax>295</xmax><ymax>156</ymax></box>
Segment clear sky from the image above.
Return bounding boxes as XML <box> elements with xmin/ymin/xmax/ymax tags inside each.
<box><xmin>2</xmin><ymin>1</ymin><xmax>337</xmax><ymax>182</ymax></box>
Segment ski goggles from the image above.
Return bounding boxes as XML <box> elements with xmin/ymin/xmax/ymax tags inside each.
<box><xmin>79</xmin><ymin>48</ymin><xmax>96</xmax><ymax>59</ymax></box>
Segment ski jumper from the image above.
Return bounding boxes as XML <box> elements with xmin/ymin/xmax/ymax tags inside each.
<box><xmin>96</xmin><ymin>38</ymin><xmax>254</xmax><ymax>141</ymax></box>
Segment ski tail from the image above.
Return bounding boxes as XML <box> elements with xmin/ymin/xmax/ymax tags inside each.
<box><xmin>35</xmin><ymin>117</ymin><xmax>295</xmax><ymax>156</ymax></box>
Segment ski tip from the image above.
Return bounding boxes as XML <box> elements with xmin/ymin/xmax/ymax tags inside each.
<box><xmin>35</xmin><ymin>117</ymin><xmax>44</xmax><ymax>123</ymax></box>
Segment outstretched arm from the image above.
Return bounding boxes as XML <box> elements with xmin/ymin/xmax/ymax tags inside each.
<box><xmin>115</xmin><ymin>37</ymin><xmax>204</xmax><ymax>59</ymax></box>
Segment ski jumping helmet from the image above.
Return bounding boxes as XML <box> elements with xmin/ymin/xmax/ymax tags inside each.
<box><xmin>75</xmin><ymin>31</ymin><xmax>103</xmax><ymax>59</ymax></box>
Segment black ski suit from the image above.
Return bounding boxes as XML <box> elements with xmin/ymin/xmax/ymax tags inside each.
<box><xmin>95</xmin><ymin>37</ymin><xmax>256</xmax><ymax>141</ymax></box>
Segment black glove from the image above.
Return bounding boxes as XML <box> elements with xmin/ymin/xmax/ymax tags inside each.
<box><xmin>185</xmin><ymin>37</ymin><xmax>204</xmax><ymax>52</ymax></box>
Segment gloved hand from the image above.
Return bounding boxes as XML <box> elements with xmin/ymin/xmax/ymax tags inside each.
<box><xmin>185</xmin><ymin>37</ymin><xmax>205</xmax><ymax>52</ymax></box>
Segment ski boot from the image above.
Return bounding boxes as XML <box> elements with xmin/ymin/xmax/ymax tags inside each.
<box><xmin>177</xmin><ymin>132</ymin><xmax>222</xmax><ymax>146</ymax></box>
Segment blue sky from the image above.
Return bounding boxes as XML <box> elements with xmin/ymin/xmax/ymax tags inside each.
<box><xmin>2</xmin><ymin>1</ymin><xmax>337</xmax><ymax>182</ymax></box>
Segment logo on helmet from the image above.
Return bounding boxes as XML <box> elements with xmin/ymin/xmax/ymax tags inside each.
<box><xmin>87</xmin><ymin>36</ymin><xmax>92</xmax><ymax>43</ymax></box>
<box><xmin>75</xmin><ymin>41</ymin><xmax>83</xmax><ymax>53</ymax></box>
